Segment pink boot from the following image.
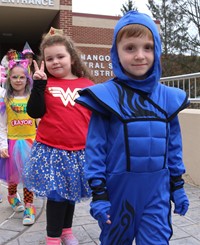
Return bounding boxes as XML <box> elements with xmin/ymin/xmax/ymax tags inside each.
<box><xmin>46</xmin><ymin>237</ymin><xmax>61</xmax><ymax>245</ymax></box>
<box><xmin>61</xmin><ymin>228</ymin><xmax>79</xmax><ymax>245</ymax></box>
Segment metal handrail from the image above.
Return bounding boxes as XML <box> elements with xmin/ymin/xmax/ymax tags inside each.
<box><xmin>160</xmin><ymin>72</ymin><xmax>200</xmax><ymax>102</ymax></box>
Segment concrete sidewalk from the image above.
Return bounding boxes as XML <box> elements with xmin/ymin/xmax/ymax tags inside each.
<box><xmin>0</xmin><ymin>182</ymin><xmax>200</xmax><ymax>245</ymax></box>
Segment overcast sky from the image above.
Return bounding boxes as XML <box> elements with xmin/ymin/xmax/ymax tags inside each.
<box><xmin>72</xmin><ymin>0</ymin><xmax>152</xmax><ymax>17</ymax></box>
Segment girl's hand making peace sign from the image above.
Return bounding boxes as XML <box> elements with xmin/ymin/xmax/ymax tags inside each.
<box><xmin>33</xmin><ymin>60</ymin><xmax>47</xmax><ymax>80</ymax></box>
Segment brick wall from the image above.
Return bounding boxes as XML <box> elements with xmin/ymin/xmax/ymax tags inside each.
<box><xmin>72</xmin><ymin>26</ymin><xmax>113</xmax><ymax>45</ymax></box>
<box><xmin>58</xmin><ymin>3</ymin><xmax>119</xmax><ymax>83</ymax></box>
<box><xmin>79</xmin><ymin>47</ymin><xmax>114</xmax><ymax>84</ymax></box>
<box><xmin>60</xmin><ymin>10</ymin><xmax>73</xmax><ymax>37</ymax></box>
<box><xmin>60</xmin><ymin>0</ymin><xmax>71</xmax><ymax>6</ymax></box>
<box><xmin>58</xmin><ymin>3</ymin><xmax>160</xmax><ymax>83</ymax></box>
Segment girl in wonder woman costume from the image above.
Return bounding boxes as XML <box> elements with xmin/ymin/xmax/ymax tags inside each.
<box><xmin>0</xmin><ymin>59</ymin><xmax>36</xmax><ymax>225</ymax></box>
<box><xmin>23</xmin><ymin>28</ymin><xmax>94</xmax><ymax>245</ymax></box>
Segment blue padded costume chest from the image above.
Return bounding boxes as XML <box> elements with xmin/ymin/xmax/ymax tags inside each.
<box><xmin>76</xmin><ymin>80</ymin><xmax>188</xmax><ymax>173</ymax></box>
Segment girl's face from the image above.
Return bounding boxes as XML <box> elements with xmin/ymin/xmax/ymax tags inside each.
<box><xmin>25</xmin><ymin>53</ymin><xmax>33</xmax><ymax>66</ymax></box>
<box><xmin>9</xmin><ymin>66</ymin><xmax>27</xmax><ymax>96</ymax></box>
<box><xmin>44</xmin><ymin>44</ymin><xmax>75</xmax><ymax>79</ymax></box>
<box><xmin>117</xmin><ymin>35</ymin><xmax>154</xmax><ymax>80</ymax></box>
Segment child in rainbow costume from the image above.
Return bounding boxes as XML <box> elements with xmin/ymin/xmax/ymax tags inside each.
<box><xmin>0</xmin><ymin>64</ymin><xmax>6</xmax><ymax>202</ymax></box>
<box><xmin>0</xmin><ymin>56</ymin><xmax>36</xmax><ymax>225</ymax></box>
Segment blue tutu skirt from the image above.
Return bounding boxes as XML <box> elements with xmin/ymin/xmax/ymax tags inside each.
<box><xmin>23</xmin><ymin>141</ymin><xmax>91</xmax><ymax>202</ymax></box>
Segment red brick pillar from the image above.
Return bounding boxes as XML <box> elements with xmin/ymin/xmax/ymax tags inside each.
<box><xmin>59</xmin><ymin>0</ymin><xmax>72</xmax><ymax>37</ymax></box>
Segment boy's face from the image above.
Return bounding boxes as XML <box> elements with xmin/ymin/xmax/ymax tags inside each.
<box><xmin>117</xmin><ymin>34</ymin><xmax>154</xmax><ymax>80</ymax></box>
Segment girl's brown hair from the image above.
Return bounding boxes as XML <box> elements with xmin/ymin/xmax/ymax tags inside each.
<box><xmin>38</xmin><ymin>33</ymin><xmax>93</xmax><ymax>80</ymax></box>
<box><xmin>116</xmin><ymin>24</ymin><xmax>153</xmax><ymax>44</ymax></box>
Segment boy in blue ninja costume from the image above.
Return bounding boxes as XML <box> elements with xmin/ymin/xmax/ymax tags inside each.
<box><xmin>76</xmin><ymin>11</ymin><xmax>189</xmax><ymax>245</ymax></box>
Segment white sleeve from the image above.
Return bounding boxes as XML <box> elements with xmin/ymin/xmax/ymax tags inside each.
<box><xmin>0</xmin><ymin>88</ymin><xmax>8</xmax><ymax>150</ymax></box>
<box><xmin>0</xmin><ymin>56</ymin><xmax>8</xmax><ymax>69</ymax></box>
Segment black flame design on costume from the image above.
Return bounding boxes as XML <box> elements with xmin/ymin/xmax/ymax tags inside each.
<box><xmin>108</xmin><ymin>200</ymin><xmax>135</xmax><ymax>245</ymax></box>
<box><xmin>115</xmin><ymin>84</ymin><xmax>159</xmax><ymax>118</ymax></box>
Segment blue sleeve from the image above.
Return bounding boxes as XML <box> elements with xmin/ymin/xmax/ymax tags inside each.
<box><xmin>85</xmin><ymin>112</ymin><xmax>109</xmax><ymax>181</ymax></box>
<box><xmin>168</xmin><ymin>115</ymin><xmax>186</xmax><ymax>177</ymax></box>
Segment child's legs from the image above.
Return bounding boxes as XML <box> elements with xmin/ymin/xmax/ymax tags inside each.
<box><xmin>46</xmin><ymin>199</ymin><xmax>68</xmax><ymax>237</ymax></box>
<box><xmin>8</xmin><ymin>183</ymin><xmax>17</xmax><ymax>195</ymax></box>
<box><xmin>99</xmin><ymin>208</ymin><xmax>135</xmax><ymax>245</ymax></box>
<box><xmin>0</xmin><ymin>181</ymin><xmax>2</xmax><ymax>202</ymax></box>
<box><xmin>135</xmin><ymin>210</ymin><xmax>172</xmax><ymax>245</ymax></box>
<box><xmin>23</xmin><ymin>187</ymin><xmax>34</xmax><ymax>204</ymax></box>
<box><xmin>63</xmin><ymin>201</ymin><xmax>75</xmax><ymax>228</ymax></box>
<box><xmin>135</xmin><ymin>189</ymin><xmax>172</xmax><ymax>245</ymax></box>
